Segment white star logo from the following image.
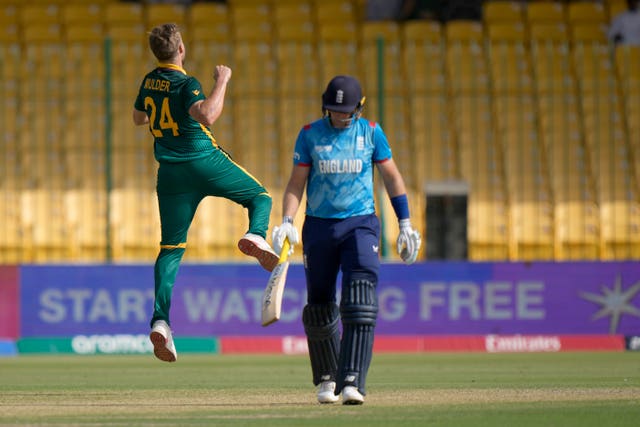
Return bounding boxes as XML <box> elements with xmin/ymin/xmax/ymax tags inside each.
<box><xmin>579</xmin><ymin>275</ymin><xmax>640</xmax><ymax>334</ymax></box>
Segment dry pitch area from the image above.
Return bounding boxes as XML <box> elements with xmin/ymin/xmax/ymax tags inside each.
<box><xmin>0</xmin><ymin>353</ymin><xmax>639</xmax><ymax>426</ymax></box>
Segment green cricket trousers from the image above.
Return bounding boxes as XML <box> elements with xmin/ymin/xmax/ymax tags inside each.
<box><xmin>150</xmin><ymin>148</ymin><xmax>272</xmax><ymax>327</ymax></box>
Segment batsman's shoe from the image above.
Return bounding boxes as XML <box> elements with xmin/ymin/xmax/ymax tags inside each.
<box><xmin>317</xmin><ymin>381</ymin><xmax>339</xmax><ymax>404</ymax></box>
<box><xmin>341</xmin><ymin>386</ymin><xmax>364</xmax><ymax>405</ymax></box>
<box><xmin>150</xmin><ymin>320</ymin><xmax>177</xmax><ymax>362</ymax></box>
<box><xmin>238</xmin><ymin>233</ymin><xmax>279</xmax><ymax>272</ymax></box>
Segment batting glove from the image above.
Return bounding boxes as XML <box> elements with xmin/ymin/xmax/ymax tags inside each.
<box><xmin>397</xmin><ymin>219</ymin><xmax>421</xmax><ymax>265</ymax></box>
<box><xmin>272</xmin><ymin>217</ymin><xmax>299</xmax><ymax>256</ymax></box>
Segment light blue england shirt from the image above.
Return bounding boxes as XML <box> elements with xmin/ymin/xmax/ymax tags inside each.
<box><xmin>293</xmin><ymin>116</ymin><xmax>393</xmax><ymax>219</ymax></box>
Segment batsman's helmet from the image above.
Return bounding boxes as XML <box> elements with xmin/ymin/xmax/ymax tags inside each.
<box><xmin>322</xmin><ymin>75</ymin><xmax>365</xmax><ymax>114</ymax></box>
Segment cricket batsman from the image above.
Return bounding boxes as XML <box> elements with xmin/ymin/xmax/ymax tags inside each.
<box><xmin>272</xmin><ymin>75</ymin><xmax>421</xmax><ymax>404</ymax></box>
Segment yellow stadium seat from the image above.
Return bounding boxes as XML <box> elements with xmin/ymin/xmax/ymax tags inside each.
<box><xmin>64</xmin><ymin>148</ymin><xmax>106</xmax><ymax>188</ymax></box>
<box><xmin>453</xmin><ymin>95</ymin><xmax>493</xmax><ymax>135</ymax></box>
<box><xmin>189</xmin><ymin>27</ymin><xmax>233</xmax><ymax>85</ymax></box>
<box><xmin>510</xmin><ymin>201</ymin><xmax>555</xmax><ymax>261</ymax></box>
<box><xmin>567</xmin><ymin>1</ymin><xmax>607</xmax><ymax>25</ymax></box>
<box><xmin>409</xmin><ymin>95</ymin><xmax>456</xmax><ymax>183</ymax></box>
<box><xmin>615</xmin><ymin>46</ymin><xmax>640</xmax><ymax>94</ymax></box>
<box><xmin>573</xmin><ymin>45</ymin><xmax>619</xmax><ymax>95</ymax></box>
<box><xmin>109</xmin><ymin>188</ymin><xmax>160</xmax><ymax>262</ymax></box>
<box><xmin>184</xmin><ymin>196</ymin><xmax>246</xmax><ymax>261</ymax></box>
<box><xmin>233</xmin><ymin>18</ymin><xmax>273</xmax><ymax>40</ymax></box>
<box><xmin>529</xmin><ymin>22</ymin><xmax>568</xmax><ymax>41</ymax></box>
<box><xmin>486</xmin><ymin>23</ymin><xmax>533</xmax><ymax>94</ymax></box>
<box><xmin>0</xmin><ymin>4</ymin><xmax>17</xmax><ymax>25</ymax></box>
<box><xmin>459</xmin><ymin>137</ymin><xmax>505</xmax><ymax>199</ymax></box>
<box><xmin>317</xmin><ymin>22</ymin><xmax>359</xmax><ymax>82</ymax></box>
<box><xmin>446</xmin><ymin>21</ymin><xmax>489</xmax><ymax>94</ymax></box>
<box><xmin>277</xmin><ymin>96</ymin><xmax>317</xmax><ymax>173</ymax></box>
<box><xmin>145</xmin><ymin>3</ymin><xmax>186</xmax><ymax>28</ymax></box>
<box><xmin>187</xmin><ymin>2</ymin><xmax>228</xmax><ymax>27</ymax></box>
<box><xmin>525</xmin><ymin>1</ymin><xmax>566</xmax><ymax>24</ymax></box>
<box><xmin>0</xmin><ymin>189</ymin><xmax>25</xmax><ymax>263</ymax></box>
<box><xmin>21</xmin><ymin>188</ymin><xmax>72</xmax><ymax>262</ymax></box>
<box><xmin>64</xmin><ymin>24</ymin><xmax>103</xmax><ymax>43</ymax></box>
<box><xmin>314</xmin><ymin>0</ymin><xmax>356</xmax><ymax>24</ymax></box>
<box><xmin>600</xmin><ymin>199</ymin><xmax>640</xmax><ymax>259</ymax></box>
<box><xmin>273</xmin><ymin>2</ymin><xmax>312</xmax><ymax>24</ymax></box>
<box><xmin>21</xmin><ymin>23</ymin><xmax>62</xmax><ymax>43</ymax></box>
<box><xmin>360</xmin><ymin>21</ymin><xmax>403</xmax><ymax>95</ymax></box>
<box><xmin>231</xmin><ymin>98</ymin><xmax>279</xmax><ymax>187</ymax></box>
<box><xmin>555</xmin><ymin>201</ymin><xmax>600</xmax><ymax>260</ymax></box>
<box><xmin>232</xmin><ymin>25</ymin><xmax>276</xmax><ymax>96</ymax></box>
<box><xmin>445</xmin><ymin>20</ymin><xmax>483</xmax><ymax>41</ymax></box>
<box><xmin>468</xmin><ymin>199</ymin><xmax>510</xmax><ymax>260</ymax></box>
<box><xmin>276</xmin><ymin>22</ymin><xmax>318</xmax><ymax>96</ymax></box>
<box><xmin>483</xmin><ymin>1</ymin><xmax>524</xmax><ymax>23</ymax></box>
<box><xmin>61</xmin><ymin>3</ymin><xmax>102</xmax><ymax>26</ymax></box>
<box><xmin>594</xmin><ymin>144</ymin><xmax>636</xmax><ymax>201</ymax></box>
<box><xmin>230</xmin><ymin>4</ymin><xmax>271</xmax><ymax>25</ymax></box>
<box><xmin>64</xmin><ymin>25</ymin><xmax>105</xmax><ymax>135</ymax></box>
<box><xmin>529</xmin><ymin>24</ymin><xmax>575</xmax><ymax>94</ymax></box>
<box><xmin>570</xmin><ymin>22</ymin><xmax>608</xmax><ymax>43</ymax></box>
<box><xmin>0</xmin><ymin>25</ymin><xmax>19</xmax><ymax>79</ymax></box>
<box><xmin>402</xmin><ymin>21</ymin><xmax>445</xmax><ymax>94</ymax></box>
<box><xmin>105</xmin><ymin>23</ymin><xmax>146</xmax><ymax>43</ymax></box>
<box><xmin>65</xmin><ymin>189</ymin><xmax>108</xmax><ymax>262</ymax></box>
<box><xmin>19</xmin><ymin>4</ymin><xmax>60</xmax><ymax>25</ymax></box>
<box><xmin>104</xmin><ymin>2</ymin><xmax>143</xmax><ymax>26</ymax></box>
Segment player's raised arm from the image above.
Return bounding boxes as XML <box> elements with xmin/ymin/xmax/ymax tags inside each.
<box><xmin>188</xmin><ymin>65</ymin><xmax>231</xmax><ymax>127</ymax></box>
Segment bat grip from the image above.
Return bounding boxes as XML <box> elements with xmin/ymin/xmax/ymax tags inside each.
<box><xmin>279</xmin><ymin>238</ymin><xmax>290</xmax><ymax>262</ymax></box>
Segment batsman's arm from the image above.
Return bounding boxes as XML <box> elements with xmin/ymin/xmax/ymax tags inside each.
<box><xmin>282</xmin><ymin>164</ymin><xmax>309</xmax><ymax>219</ymax></box>
<box><xmin>377</xmin><ymin>157</ymin><xmax>408</xmax><ymax>200</ymax></box>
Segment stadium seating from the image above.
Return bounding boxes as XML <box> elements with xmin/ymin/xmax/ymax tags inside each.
<box><xmin>0</xmin><ymin>0</ymin><xmax>638</xmax><ymax>263</ymax></box>
<box><xmin>402</xmin><ymin>20</ymin><xmax>445</xmax><ymax>94</ymax></box>
<box><xmin>483</xmin><ymin>1</ymin><xmax>524</xmax><ymax>24</ymax></box>
<box><xmin>145</xmin><ymin>3</ymin><xmax>186</xmax><ymax>29</ymax></box>
<box><xmin>359</xmin><ymin>21</ymin><xmax>403</xmax><ymax>95</ymax></box>
<box><xmin>525</xmin><ymin>1</ymin><xmax>565</xmax><ymax>24</ymax></box>
<box><xmin>316</xmin><ymin>21</ymin><xmax>359</xmax><ymax>83</ymax></box>
<box><xmin>0</xmin><ymin>189</ymin><xmax>24</xmax><ymax>263</ymax></box>
<box><xmin>566</xmin><ymin>1</ymin><xmax>607</xmax><ymax>25</ymax></box>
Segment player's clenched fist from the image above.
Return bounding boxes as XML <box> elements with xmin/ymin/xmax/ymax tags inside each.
<box><xmin>397</xmin><ymin>219</ymin><xmax>421</xmax><ymax>265</ymax></box>
<box><xmin>214</xmin><ymin>65</ymin><xmax>232</xmax><ymax>83</ymax></box>
<box><xmin>272</xmin><ymin>217</ymin><xmax>299</xmax><ymax>256</ymax></box>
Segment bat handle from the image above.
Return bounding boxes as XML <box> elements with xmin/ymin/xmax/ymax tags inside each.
<box><xmin>279</xmin><ymin>238</ymin><xmax>290</xmax><ymax>262</ymax></box>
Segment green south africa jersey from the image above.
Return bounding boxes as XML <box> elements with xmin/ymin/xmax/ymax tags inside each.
<box><xmin>134</xmin><ymin>63</ymin><xmax>216</xmax><ymax>163</ymax></box>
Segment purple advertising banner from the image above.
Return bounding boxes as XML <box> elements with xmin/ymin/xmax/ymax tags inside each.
<box><xmin>19</xmin><ymin>261</ymin><xmax>640</xmax><ymax>337</ymax></box>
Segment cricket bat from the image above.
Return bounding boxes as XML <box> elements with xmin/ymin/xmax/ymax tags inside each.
<box><xmin>261</xmin><ymin>238</ymin><xmax>291</xmax><ymax>326</ymax></box>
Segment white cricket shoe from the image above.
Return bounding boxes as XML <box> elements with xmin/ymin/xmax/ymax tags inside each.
<box><xmin>317</xmin><ymin>381</ymin><xmax>339</xmax><ymax>404</ymax></box>
<box><xmin>149</xmin><ymin>320</ymin><xmax>177</xmax><ymax>362</ymax></box>
<box><xmin>342</xmin><ymin>386</ymin><xmax>364</xmax><ymax>405</ymax></box>
<box><xmin>238</xmin><ymin>233</ymin><xmax>279</xmax><ymax>272</ymax></box>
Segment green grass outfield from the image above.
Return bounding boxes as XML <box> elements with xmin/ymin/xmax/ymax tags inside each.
<box><xmin>1</xmin><ymin>352</ymin><xmax>639</xmax><ymax>426</ymax></box>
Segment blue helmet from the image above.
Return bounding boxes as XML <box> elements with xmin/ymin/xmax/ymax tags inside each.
<box><xmin>322</xmin><ymin>75</ymin><xmax>365</xmax><ymax>114</ymax></box>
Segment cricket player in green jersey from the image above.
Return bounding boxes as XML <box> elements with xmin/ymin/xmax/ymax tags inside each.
<box><xmin>133</xmin><ymin>23</ymin><xmax>279</xmax><ymax>362</ymax></box>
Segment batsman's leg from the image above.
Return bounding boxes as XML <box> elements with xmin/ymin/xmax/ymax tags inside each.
<box><xmin>303</xmin><ymin>303</ymin><xmax>341</xmax><ymax>403</ymax></box>
<box><xmin>336</xmin><ymin>277</ymin><xmax>378</xmax><ymax>403</ymax></box>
